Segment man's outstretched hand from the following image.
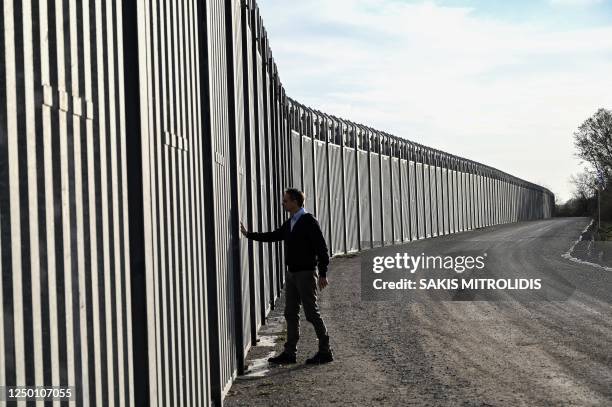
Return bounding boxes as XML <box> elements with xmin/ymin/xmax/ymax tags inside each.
<box><xmin>240</xmin><ymin>221</ymin><xmax>248</xmax><ymax>237</ymax></box>
<box><xmin>318</xmin><ymin>276</ymin><xmax>329</xmax><ymax>290</ymax></box>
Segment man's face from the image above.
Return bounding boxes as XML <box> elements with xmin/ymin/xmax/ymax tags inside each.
<box><xmin>282</xmin><ymin>192</ymin><xmax>300</xmax><ymax>212</ymax></box>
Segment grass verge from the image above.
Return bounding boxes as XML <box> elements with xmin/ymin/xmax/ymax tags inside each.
<box><xmin>596</xmin><ymin>221</ymin><xmax>612</xmax><ymax>241</ymax></box>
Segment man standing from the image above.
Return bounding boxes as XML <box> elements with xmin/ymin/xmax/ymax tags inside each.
<box><xmin>240</xmin><ymin>188</ymin><xmax>333</xmax><ymax>365</ymax></box>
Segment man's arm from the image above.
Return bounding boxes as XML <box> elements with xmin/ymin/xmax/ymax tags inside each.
<box><xmin>242</xmin><ymin>220</ymin><xmax>288</xmax><ymax>242</ymax></box>
<box><xmin>309</xmin><ymin>217</ymin><xmax>330</xmax><ymax>278</ymax></box>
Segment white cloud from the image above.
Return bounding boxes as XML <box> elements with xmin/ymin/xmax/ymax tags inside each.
<box><xmin>258</xmin><ymin>0</ymin><xmax>612</xmax><ymax>202</ymax></box>
<box><xmin>548</xmin><ymin>0</ymin><xmax>603</xmax><ymax>6</ymax></box>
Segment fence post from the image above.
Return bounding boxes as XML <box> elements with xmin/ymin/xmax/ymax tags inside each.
<box><xmin>340</xmin><ymin>121</ymin><xmax>348</xmax><ymax>254</ymax></box>
<box><xmin>353</xmin><ymin>124</ymin><xmax>362</xmax><ymax>251</ymax></box>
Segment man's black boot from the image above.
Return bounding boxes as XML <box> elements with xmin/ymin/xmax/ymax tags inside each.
<box><xmin>305</xmin><ymin>349</ymin><xmax>334</xmax><ymax>365</ymax></box>
<box><xmin>268</xmin><ymin>352</ymin><xmax>297</xmax><ymax>364</ymax></box>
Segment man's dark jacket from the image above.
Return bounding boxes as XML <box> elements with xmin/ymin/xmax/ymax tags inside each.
<box><xmin>247</xmin><ymin>213</ymin><xmax>330</xmax><ymax>277</ymax></box>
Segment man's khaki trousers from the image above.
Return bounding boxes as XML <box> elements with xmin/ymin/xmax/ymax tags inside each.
<box><xmin>283</xmin><ymin>269</ymin><xmax>330</xmax><ymax>356</ymax></box>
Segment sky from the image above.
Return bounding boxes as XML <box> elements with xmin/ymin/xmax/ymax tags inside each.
<box><xmin>256</xmin><ymin>0</ymin><xmax>612</xmax><ymax>203</ymax></box>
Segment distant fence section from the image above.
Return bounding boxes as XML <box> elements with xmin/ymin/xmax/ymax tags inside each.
<box><xmin>0</xmin><ymin>0</ymin><xmax>554</xmax><ymax>406</ymax></box>
<box><xmin>286</xmin><ymin>98</ymin><xmax>554</xmax><ymax>254</ymax></box>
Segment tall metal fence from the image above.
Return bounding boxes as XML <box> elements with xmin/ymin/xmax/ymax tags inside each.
<box><xmin>0</xmin><ymin>0</ymin><xmax>554</xmax><ymax>406</ymax></box>
<box><xmin>286</xmin><ymin>98</ymin><xmax>554</xmax><ymax>254</ymax></box>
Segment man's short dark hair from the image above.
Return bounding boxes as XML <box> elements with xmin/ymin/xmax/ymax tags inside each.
<box><xmin>285</xmin><ymin>188</ymin><xmax>305</xmax><ymax>207</ymax></box>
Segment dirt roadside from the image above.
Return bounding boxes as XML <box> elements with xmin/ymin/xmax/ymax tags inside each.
<box><xmin>225</xmin><ymin>219</ymin><xmax>612</xmax><ymax>406</ymax></box>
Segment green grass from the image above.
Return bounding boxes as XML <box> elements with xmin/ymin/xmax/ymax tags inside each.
<box><xmin>597</xmin><ymin>221</ymin><xmax>612</xmax><ymax>241</ymax></box>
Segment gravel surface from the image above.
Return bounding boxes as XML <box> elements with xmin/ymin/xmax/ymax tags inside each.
<box><xmin>225</xmin><ymin>218</ymin><xmax>612</xmax><ymax>406</ymax></box>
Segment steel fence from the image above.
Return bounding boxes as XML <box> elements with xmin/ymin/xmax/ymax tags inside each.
<box><xmin>1</xmin><ymin>0</ymin><xmax>554</xmax><ymax>405</ymax></box>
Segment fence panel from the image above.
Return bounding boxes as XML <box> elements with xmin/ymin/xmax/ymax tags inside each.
<box><xmin>460</xmin><ymin>171</ymin><xmax>466</xmax><ymax>230</ymax></box>
<box><xmin>429</xmin><ymin>164</ymin><xmax>438</xmax><ymax>237</ymax></box>
<box><xmin>243</xmin><ymin>12</ymin><xmax>263</xmax><ymax>344</ymax></box>
<box><xmin>409</xmin><ymin>161</ymin><xmax>418</xmax><ymax>240</ymax></box>
<box><xmin>0</xmin><ymin>0</ymin><xmax>137</xmax><ymax>405</ymax></box>
<box><xmin>315</xmin><ymin>141</ymin><xmax>330</xmax><ymax>246</ymax></box>
<box><xmin>469</xmin><ymin>173</ymin><xmax>476</xmax><ymax>230</ymax></box>
<box><xmin>370</xmin><ymin>154</ymin><xmax>382</xmax><ymax>246</ymax></box>
<box><xmin>381</xmin><ymin>156</ymin><xmax>393</xmax><ymax>245</ymax></box>
<box><xmin>330</xmin><ymin>144</ymin><xmax>345</xmax><ymax>254</ymax></box>
<box><xmin>442</xmin><ymin>168</ymin><xmax>450</xmax><ymax>234</ymax></box>
<box><xmin>392</xmin><ymin>158</ymin><xmax>402</xmax><ymax>243</ymax></box>
<box><xmin>291</xmin><ymin>130</ymin><xmax>301</xmax><ymax>188</ymax></box>
<box><xmin>345</xmin><ymin>149</ymin><xmax>359</xmax><ymax>252</ymax></box>
<box><xmin>255</xmin><ymin>48</ymin><xmax>271</xmax><ymax>320</ymax></box>
<box><xmin>400</xmin><ymin>159</ymin><xmax>410</xmax><ymax>241</ymax></box>
<box><xmin>231</xmin><ymin>0</ymin><xmax>252</xmax><ymax>371</ymax></box>
<box><xmin>303</xmin><ymin>137</ymin><xmax>315</xmax><ymax>212</ymax></box>
<box><xmin>416</xmin><ymin>163</ymin><xmax>425</xmax><ymax>238</ymax></box>
<box><xmin>358</xmin><ymin>150</ymin><xmax>371</xmax><ymax>248</ymax></box>
<box><xmin>436</xmin><ymin>166</ymin><xmax>444</xmax><ymax>235</ymax></box>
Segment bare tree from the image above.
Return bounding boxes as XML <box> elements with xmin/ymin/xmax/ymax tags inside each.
<box><xmin>569</xmin><ymin>168</ymin><xmax>597</xmax><ymax>200</ymax></box>
<box><xmin>573</xmin><ymin>108</ymin><xmax>612</xmax><ymax>182</ymax></box>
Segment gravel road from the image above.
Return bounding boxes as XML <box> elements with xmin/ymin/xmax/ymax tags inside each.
<box><xmin>225</xmin><ymin>217</ymin><xmax>612</xmax><ymax>406</ymax></box>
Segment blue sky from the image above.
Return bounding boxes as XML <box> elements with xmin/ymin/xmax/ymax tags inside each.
<box><xmin>257</xmin><ymin>0</ymin><xmax>612</xmax><ymax>202</ymax></box>
<box><xmin>436</xmin><ymin>0</ymin><xmax>612</xmax><ymax>27</ymax></box>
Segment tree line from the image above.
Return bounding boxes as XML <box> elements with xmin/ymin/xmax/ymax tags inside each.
<box><xmin>556</xmin><ymin>108</ymin><xmax>611</xmax><ymax>223</ymax></box>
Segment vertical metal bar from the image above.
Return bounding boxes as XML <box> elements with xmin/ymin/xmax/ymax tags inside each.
<box><xmin>182</xmin><ymin>0</ymin><xmax>197</xmax><ymax>403</ymax></box>
<box><xmin>459</xmin><ymin>162</ymin><xmax>464</xmax><ymax>231</ymax></box>
<box><xmin>114</xmin><ymin>0</ymin><xmax>134</xmax><ymax>404</ymax></box>
<box><xmin>194</xmin><ymin>0</ymin><xmax>211</xmax><ymax>401</ymax></box>
<box><xmin>488</xmin><ymin>172</ymin><xmax>493</xmax><ymax>226</ymax></box>
<box><xmin>299</xmin><ymin>108</ymin><xmax>304</xmax><ymax>190</ymax></box>
<box><xmin>2</xmin><ymin>0</ymin><xmax>26</xmax><ymax>395</ymax></box>
<box><xmin>461</xmin><ymin>163</ymin><xmax>467</xmax><ymax>230</ymax></box>
<box><xmin>105</xmin><ymin>0</ymin><xmax>125</xmax><ymax>404</ymax></box>
<box><xmin>470</xmin><ymin>165</ymin><xmax>475</xmax><ymax>229</ymax></box>
<box><xmin>427</xmin><ymin>150</ymin><xmax>435</xmax><ymax>237</ymax></box>
<box><xmin>353</xmin><ymin>124</ymin><xmax>362</xmax><ymax>250</ymax></box>
<box><xmin>420</xmin><ymin>148</ymin><xmax>427</xmax><ymax>238</ymax></box>
<box><xmin>442</xmin><ymin>156</ymin><xmax>447</xmax><ymax>234</ymax></box>
<box><xmin>51</xmin><ymin>0</ymin><xmax>73</xmax><ymax>399</ymax></box>
<box><xmin>123</xmin><ymin>0</ymin><xmax>152</xmax><ymax>404</ymax></box>
<box><xmin>175</xmin><ymin>0</ymin><xmax>188</xmax><ymax>400</ymax></box>
<box><xmin>0</xmin><ymin>2</ymin><xmax>8</xmax><ymax>395</ymax></box>
<box><xmin>151</xmin><ymin>0</ymin><xmax>169</xmax><ymax>403</ymax></box>
<box><xmin>479</xmin><ymin>169</ymin><xmax>484</xmax><ymax>228</ymax></box>
<box><xmin>262</xmin><ymin>42</ymin><xmax>275</xmax><ymax>314</ymax></box>
<box><xmin>460</xmin><ymin>162</ymin><xmax>466</xmax><ymax>230</ymax></box>
<box><xmin>68</xmin><ymin>1</ymin><xmax>86</xmax><ymax>403</ymax></box>
<box><xmin>387</xmin><ymin>136</ymin><xmax>395</xmax><ymax>243</ymax></box>
<box><xmin>324</xmin><ymin>116</ymin><xmax>333</xmax><ymax>253</ymax></box>
<box><xmin>309</xmin><ymin>111</ymin><xmax>317</xmax><ymax>216</ymax></box>
<box><xmin>396</xmin><ymin>140</ymin><xmax>402</xmax><ymax>242</ymax></box>
<box><xmin>449</xmin><ymin>157</ymin><xmax>459</xmax><ymax>233</ymax></box>
<box><xmin>199</xmin><ymin>0</ymin><xmax>234</xmax><ymax>403</ymax></box>
<box><xmin>89</xmin><ymin>0</ymin><xmax>106</xmax><ymax>402</ymax></box>
<box><xmin>340</xmin><ymin>122</ymin><xmax>348</xmax><ymax>253</ymax></box>
<box><xmin>33</xmin><ymin>0</ymin><xmax>53</xmax><ymax>398</ymax></box>
<box><xmin>434</xmin><ymin>152</ymin><xmax>440</xmax><ymax>236</ymax></box>
<box><xmin>241</xmin><ymin>0</ymin><xmax>257</xmax><ymax>349</ymax></box>
<box><xmin>463</xmin><ymin>163</ymin><xmax>469</xmax><ymax>230</ymax></box>
<box><xmin>366</xmin><ymin>131</ymin><xmax>373</xmax><ymax>248</ymax></box>
<box><xmin>17</xmin><ymin>0</ymin><xmax>43</xmax><ymax>399</ymax></box>
<box><xmin>502</xmin><ymin>178</ymin><xmax>507</xmax><ymax>223</ymax></box>
<box><xmin>447</xmin><ymin>157</ymin><xmax>452</xmax><ymax>233</ymax></box>
<box><xmin>378</xmin><ymin>133</ymin><xmax>384</xmax><ymax>245</ymax></box>
<box><xmin>408</xmin><ymin>143</ymin><xmax>415</xmax><ymax>241</ymax></box>
<box><xmin>161</xmin><ymin>0</ymin><xmax>178</xmax><ymax>403</ymax></box>
<box><xmin>0</xmin><ymin>209</ymin><xmax>4</xmax><ymax>398</ymax></box>
<box><xmin>249</xmin><ymin>4</ymin><xmax>265</xmax><ymax>330</ymax></box>
<box><xmin>223</xmin><ymin>0</ymin><xmax>245</xmax><ymax>376</ymax></box>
